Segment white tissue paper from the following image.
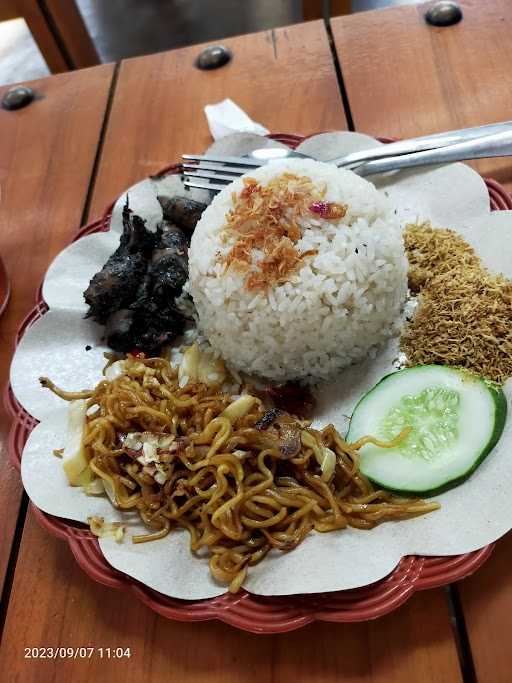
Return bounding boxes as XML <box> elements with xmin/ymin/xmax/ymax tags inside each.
<box><xmin>204</xmin><ymin>98</ymin><xmax>269</xmax><ymax>140</ymax></box>
<box><xmin>11</xmin><ymin>131</ymin><xmax>512</xmax><ymax>600</ymax></box>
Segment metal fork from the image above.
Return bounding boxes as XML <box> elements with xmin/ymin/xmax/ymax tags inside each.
<box><xmin>182</xmin><ymin>121</ymin><xmax>512</xmax><ymax>191</ymax></box>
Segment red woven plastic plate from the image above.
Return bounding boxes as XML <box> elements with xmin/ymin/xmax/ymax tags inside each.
<box><xmin>7</xmin><ymin>133</ymin><xmax>510</xmax><ymax>633</ymax></box>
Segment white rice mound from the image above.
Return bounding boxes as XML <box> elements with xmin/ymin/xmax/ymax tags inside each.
<box><xmin>188</xmin><ymin>158</ymin><xmax>407</xmax><ymax>383</ymax></box>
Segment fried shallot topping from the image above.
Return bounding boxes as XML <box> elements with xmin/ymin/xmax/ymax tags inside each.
<box><xmin>221</xmin><ymin>173</ymin><xmax>347</xmax><ymax>291</ymax></box>
<box><xmin>309</xmin><ymin>201</ymin><xmax>347</xmax><ymax>219</ymax></box>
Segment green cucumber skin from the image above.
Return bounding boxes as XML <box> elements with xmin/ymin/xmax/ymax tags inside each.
<box><xmin>346</xmin><ymin>365</ymin><xmax>508</xmax><ymax>498</ymax></box>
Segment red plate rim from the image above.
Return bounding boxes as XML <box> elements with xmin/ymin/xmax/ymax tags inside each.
<box><xmin>6</xmin><ymin>132</ymin><xmax>510</xmax><ymax>633</ymax></box>
<box><xmin>0</xmin><ymin>254</ymin><xmax>11</xmax><ymax>318</ymax></box>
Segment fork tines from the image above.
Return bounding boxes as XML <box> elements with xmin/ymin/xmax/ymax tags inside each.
<box><xmin>182</xmin><ymin>153</ymin><xmax>260</xmax><ymax>167</ymax></box>
<box><xmin>182</xmin><ymin>153</ymin><xmax>261</xmax><ymax>192</ymax></box>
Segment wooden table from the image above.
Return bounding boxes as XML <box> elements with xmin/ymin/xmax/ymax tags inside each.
<box><xmin>0</xmin><ymin>2</ymin><xmax>511</xmax><ymax>680</ymax></box>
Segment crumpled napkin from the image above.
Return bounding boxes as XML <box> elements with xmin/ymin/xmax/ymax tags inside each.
<box><xmin>204</xmin><ymin>98</ymin><xmax>269</xmax><ymax>140</ymax></box>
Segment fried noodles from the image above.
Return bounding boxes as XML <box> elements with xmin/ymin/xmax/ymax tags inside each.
<box><xmin>42</xmin><ymin>355</ymin><xmax>438</xmax><ymax>592</ymax></box>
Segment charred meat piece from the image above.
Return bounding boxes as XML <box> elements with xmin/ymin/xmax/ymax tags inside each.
<box><xmin>84</xmin><ymin>193</ymin><xmax>202</xmax><ymax>354</ymax></box>
<box><xmin>157</xmin><ymin>220</ymin><xmax>190</xmax><ymax>252</ymax></box>
<box><xmin>149</xmin><ymin>221</ymin><xmax>189</xmax><ymax>301</ymax></box>
<box><xmin>104</xmin><ymin>303</ymin><xmax>185</xmax><ymax>355</ymax></box>
<box><xmin>84</xmin><ymin>254</ymin><xmax>146</xmax><ymax>325</ymax></box>
<box><xmin>84</xmin><ymin>201</ymin><xmax>156</xmax><ymax>323</ymax></box>
<box><xmin>130</xmin><ymin>302</ymin><xmax>185</xmax><ymax>353</ymax></box>
<box><xmin>119</xmin><ymin>223</ymin><xmax>189</xmax><ymax>354</ymax></box>
<box><xmin>121</xmin><ymin>206</ymin><xmax>157</xmax><ymax>258</ymax></box>
<box><xmin>157</xmin><ymin>195</ymin><xmax>207</xmax><ymax>233</ymax></box>
<box><xmin>104</xmin><ymin>266</ymin><xmax>186</xmax><ymax>354</ymax></box>
<box><xmin>104</xmin><ymin>309</ymin><xmax>136</xmax><ymax>352</ymax></box>
<box><xmin>129</xmin><ymin>271</ymin><xmax>153</xmax><ymax>311</ymax></box>
<box><xmin>104</xmin><ymin>295</ymin><xmax>186</xmax><ymax>354</ymax></box>
<box><xmin>130</xmin><ymin>269</ymin><xmax>186</xmax><ymax>353</ymax></box>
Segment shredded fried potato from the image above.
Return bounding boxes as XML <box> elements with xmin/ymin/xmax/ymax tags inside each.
<box><xmin>221</xmin><ymin>173</ymin><xmax>346</xmax><ymax>291</ymax></box>
<box><xmin>402</xmin><ymin>223</ymin><xmax>512</xmax><ymax>383</ymax></box>
<box><xmin>404</xmin><ymin>222</ymin><xmax>481</xmax><ymax>293</ymax></box>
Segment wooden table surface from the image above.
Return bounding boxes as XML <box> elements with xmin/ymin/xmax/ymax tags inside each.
<box><xmin>0</xmin><ymin>3</ymin><xmax>510</xmax><ymax>681</ymax></box>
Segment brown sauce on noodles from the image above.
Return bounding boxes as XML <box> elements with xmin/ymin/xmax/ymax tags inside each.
<box><xmin>42</xmin><ymin>355</ymin><xmax>438</xmax><ymax>592</ymax></box>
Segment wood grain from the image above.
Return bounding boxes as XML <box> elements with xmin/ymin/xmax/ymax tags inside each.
<box><xmin>331</xmin><ymin>0</ymin><xmax>352</xmax><ymax>16</ymax></box>
<box><xmin>0</xmin><ymin>65</ymin><xmax>114</xmax><ymax>596</ymax></box>
<box><xmin>42</xmin><ymin>0</ymin><xmax>100</xmax><ymax>68</ymax></box>
<box><xmin>332</xmin><ymin>2</ymin><xmax>512</xmax><ymax>678</ymax></box>
<box><xmin>302</xmin><ymin>0</ymin><xmax>351</xmax><ymax>21</ymax></box>
<box><xmin>87</xmin><ymin>20</ymin><xmax>347</xmax><ymax>220</ymax></box>
<box><xmin>10</xmin><ymin>0</ymin><xmax>98</xmax><ymax>73</ymax></box>
<box><xmin>0</xmin><ymin>2</ymin><xmax>18</xmax><ymax>22</ymax></box>
<box><xmin>14</xmin><ymin>0</ymin><xmax>69</xmax><ymax>73</ymax></box>
<box><xmin>331</xmin><ymin>0</ymin><xmax>512</xmax><ymax>190</ymax></box>
<box><xmin>0</xmin><ymin>511</ymin><xmax>461</xmax><ymax>683</ymax></box>
<box><xmin>456</xmin><ymin>538</ymin><xmax>512</xmax><ymax>682</ymax></box>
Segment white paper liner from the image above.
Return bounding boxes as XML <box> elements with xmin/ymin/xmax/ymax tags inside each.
<box><xmin>11</xmin><ymin>132</ymin><xmax>512</xmax><ymax>600</ymax></box>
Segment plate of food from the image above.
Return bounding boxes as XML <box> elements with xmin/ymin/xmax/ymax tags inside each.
<box><xmin>7</xmin><ymin>131</ymin><xmax>512</xmax><ymax>632</ymax></box>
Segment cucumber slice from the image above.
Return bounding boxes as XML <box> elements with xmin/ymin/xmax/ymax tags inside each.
<box><xmin>346</xmin><ymin>365</ymin><xmax>507</xmax><ymax>496</ymax></box>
